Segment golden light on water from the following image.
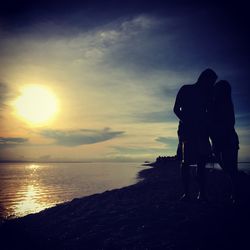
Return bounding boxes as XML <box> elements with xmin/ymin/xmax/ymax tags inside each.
<box><xmin>13</xmin><ymin>164</ymin><xmax>53</xmax><ymax>217</ymax></box>
<box><xmin>14</xmin><ymin>85</ymin><xmax>58</xmax><ymax>125</ymax></box>
<box><xmin>28</xmin><ymin>164</ymin><xmax>40</xmax><ymax>171</ymax></box>
<box><xmin>13</xmin><ymin>184</ymin><xmax>48</xmax><ymax>216</ymax></box>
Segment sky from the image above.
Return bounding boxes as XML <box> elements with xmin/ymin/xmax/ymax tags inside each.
<box><xmin>0</xmin><ymin>0</ymin><xmax>249</xmax><ymax>162</ymax></box>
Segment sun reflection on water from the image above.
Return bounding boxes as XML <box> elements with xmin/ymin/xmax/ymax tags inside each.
<box><xmin>12</xmin><ymin>164</ymin><xmax>54</xmax><ymax>217</ymax></box>
<box><xmin>14</xmin><ymin>184</ymin><xmax>49</xmax><ymax>216</ymax></box>
<box><xmin>27</xmin><ymin>164</ymin><xmax>39</xmax><ymax>170</ymax></box>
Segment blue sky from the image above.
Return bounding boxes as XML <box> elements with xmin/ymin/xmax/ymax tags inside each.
<box><xmin>0</xmin><ymin>1</ymin><xmax>249</xmax><ymax>162</ymax></box>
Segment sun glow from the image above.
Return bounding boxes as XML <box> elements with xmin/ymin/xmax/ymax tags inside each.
<box><xmin>14</xmin><ymin>85</ymin><xmax>58</xmax><ymax>125</ymax></box>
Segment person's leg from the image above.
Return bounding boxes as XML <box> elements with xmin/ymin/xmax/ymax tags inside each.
<box><xmin>196</xmin><ymin>160</ymin><xmax>207</xmax><ymax>200</ymax></box>
<box><xmin>180</xmin><ymin>139</ymin><xmax>193</xmax><ymax>200</ymax></box>
<box><xmin>221</xmin><ymin>149</ymin><xmax>239</xmax><ymax>202</ymax></box>
<box><xmin>180</xmin><ymin>162</ymin><xmax>191</xmax><ymax>200</ymax></box>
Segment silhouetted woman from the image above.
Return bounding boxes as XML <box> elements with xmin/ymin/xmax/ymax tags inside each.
<box><xmin>211</xmin><ymin>80</ymin><xmax>239</xmax><ymax>202</ymax></box>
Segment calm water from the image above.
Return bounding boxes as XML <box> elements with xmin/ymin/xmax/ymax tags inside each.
<box><xmin>238</xmin><ymin>162</ymin><xmax>250</xmax><ymax>174</ymax></box>
<box><xmin>0</xmin><ymin>162</ymin><xmax>147</xmax><ymax>219</ymax></box>
<box><xmin>209</xmin><ymin>162</ymin><xmax>250</xmax><ymax>174</ymax></box>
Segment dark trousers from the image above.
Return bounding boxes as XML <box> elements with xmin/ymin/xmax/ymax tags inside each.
<box><xmin>215</xmin><ymin>148</ymin><xmax>239</xmax><ymax>199</ymax></box>
<box><xmin>181</xmin><ymin>161</ymin><xmax>206</xmax><ymax>197</ymax></box>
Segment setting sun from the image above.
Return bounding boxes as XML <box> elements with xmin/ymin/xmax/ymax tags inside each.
<box><xmin>14</xmin><ymin>85</ymin><xmax>58</xmax><ymax>124</ymax></box>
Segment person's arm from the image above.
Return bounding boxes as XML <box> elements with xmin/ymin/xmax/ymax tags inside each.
<box><xmin>173</xmin><ymin>86</ymin><xmax>184</xmax><ymax>121</ymax></box>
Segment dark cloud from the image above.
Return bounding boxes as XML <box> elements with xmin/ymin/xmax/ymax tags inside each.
<box><xmin>0</xmin><ymin>137</ymin><xmax>29</xmax><ymax>148</ymax></box>
<box><xmin>70</xmin><ymin>2</ymin><xmax>245</xmax><ymax>77</ymax></box>
<box><xmin>40</xmin><ymin>128</ymin><xmax>124</xmax><ymax>146</ymax></box>
<box><xmin>0</xmin><ymin>1</ymin><xmax>197</xmax><ymax>28</ymax></box>
<box><xmin>0</xmin><ymin>1</ymin><xmax>159</xmax><ymax>35</ymax></box>
<box><xmin>0</xmin><ymin>137</ymin><xmax>28</xmax><ymax>143</ymax></box>
<box><xmin>1</xmin><ymin>1</ymin><xmax>249</xmax><ymax>76</ymax></box>
<box><xmin>1</xmin><ymin>1</ymin><xmax>248</xmax><ymax>48</ymax></box>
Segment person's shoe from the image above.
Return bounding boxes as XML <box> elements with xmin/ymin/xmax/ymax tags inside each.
<box><xmin>180</xmin><ymin>193</ymin><xmax>190</xmax><ymax>201</ymax></box>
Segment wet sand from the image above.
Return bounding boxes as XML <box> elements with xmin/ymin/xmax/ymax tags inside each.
<box><xmin>1</xmin><ymin>161</ymin><xmax>250</xmax><ymax>249</ymax></box>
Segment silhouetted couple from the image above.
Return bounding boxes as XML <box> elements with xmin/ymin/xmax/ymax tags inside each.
<box><xmin>174</xmin><ymin>69</ymin><xmax>239</xmax><ymax>202</ymax></box>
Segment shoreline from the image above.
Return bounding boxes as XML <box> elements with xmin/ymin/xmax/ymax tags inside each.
<box><xmin>1</xmin><ymin>160</ymin><xmax>250</xmax><ymax>249</ymax></box>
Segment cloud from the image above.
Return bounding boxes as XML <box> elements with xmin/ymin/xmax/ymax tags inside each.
<box><xmin>0</xmin><ymin>82</ymin><xmax>19</xmax><ymax>115</ymax></box>
<box><xmin>40</xmin><ymin>128</ymin><xmax>124</xmax><ymax>146</ymax></box>
<box><xmin>111</xmin><ymin>146</ymin><xmax>167</xmax><ymax>155</ymax></box>
<box><xmin>66</xmin><ymin>15</ymin><xmax>164</xmax><ymax>68</ymax></box>
<box><xmin>0</xmin><ymin>137</ymin><xmax>29</xmax><ymax>148</ymax></box>
<box><xmin>155</xmin><ymin>136</ymin><xmax>178</xmax><ymax>145</ymax></box>
<box><xmin>133</xmin><ymin>110</ymin><xmax>177</xmax><ymax>123</ymax></box>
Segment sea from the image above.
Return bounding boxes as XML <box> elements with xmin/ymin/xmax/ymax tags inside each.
<box><xmin>0</xmin><ymin>162</ymin><xmax>148</xmax><ymax>219</ymax></box>
<box><xmin>0</xmin><ymin>162</ymin><xmax>249</xmax><ymax>220</ymax></box>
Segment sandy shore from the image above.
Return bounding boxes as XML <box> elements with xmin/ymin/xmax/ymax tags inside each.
<box><xmin>1</xmin><ymin>161</ymin><xmax>250</xmax><ymax>250</ymax></box>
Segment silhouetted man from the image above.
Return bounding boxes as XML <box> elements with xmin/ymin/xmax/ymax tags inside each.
<box><xmin>173</xmin><ymin>69</ymin><xmax>218</xmax><ymax>200</ymax></box>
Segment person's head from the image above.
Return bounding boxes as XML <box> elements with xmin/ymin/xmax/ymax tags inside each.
<box><xmin>196</xmin><ymin>68</ymin><xmax>218</xmax><ymax>93</ymax></box>
<box><xmin>214</xmin><ymin>80</ymin><xmax>232</xmax><ymax>101</ymax></box>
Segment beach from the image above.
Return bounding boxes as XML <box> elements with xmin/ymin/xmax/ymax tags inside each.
<box><xmin>1</xmin><ymin>160</ymin><xmax>250</xmax><ymax>250</ymax></box>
